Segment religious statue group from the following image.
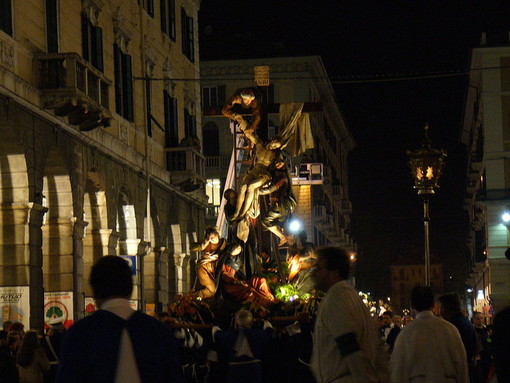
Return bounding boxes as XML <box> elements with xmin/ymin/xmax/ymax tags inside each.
<box><xmin>190</xmin><ymin>88</ymin><xmax>318</xmax><ymax>305</ymax></box>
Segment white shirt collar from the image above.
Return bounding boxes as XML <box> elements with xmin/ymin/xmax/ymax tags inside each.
<box><xmin>100</xmin><ymin>298</ymin><xmax>135</xmax><ymax>320</ymax></box>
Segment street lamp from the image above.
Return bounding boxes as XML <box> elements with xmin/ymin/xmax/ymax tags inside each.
<box><xmin>407</xmin><ymin>124</ymin><xmax>447</xmax><ymax>286</ymax></box>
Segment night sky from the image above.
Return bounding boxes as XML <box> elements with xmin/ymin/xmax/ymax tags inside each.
<box><xmin>199</xmin><ymin>1</ymin><xmax>510</xmax><ymax>297</ymax></box>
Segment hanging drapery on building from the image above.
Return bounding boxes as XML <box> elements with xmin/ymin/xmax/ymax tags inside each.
<box><xmin>278</xmin><ymin>103</ymin><xmax>314</xmax><ymax>157</ymax></box>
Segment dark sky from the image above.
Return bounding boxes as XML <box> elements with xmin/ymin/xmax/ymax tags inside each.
<box><xmin>199</xmin><ymin>1</ymin><xmax>510</xmax><ymax>297</ymax></box>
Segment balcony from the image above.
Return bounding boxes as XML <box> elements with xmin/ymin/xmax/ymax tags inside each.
<box><xmin>166</xmin><ymin>146</ymin><xmax>205</xmax><ymax>184</ymax></box>
<box><xmin>313</xmin><ymin>205</ymin><xmax>328</xmax><ymax>223</ymax></box>
<box><xmin>341</xmin><ymin>199</ymin><xmax>352</xmax><ymax>213</ymax></box>
<box><xmin>332</xmin><ymin>184</ymin><xmax>343</xmax><ymax>201</ymax></box>
<box><xmin>206</xmin><ymin>155</ymin><xmax>230</xmax><ymax>169</ymax></box>
<box><xmin>34</xmin><ymin>53</ymin><xmax>111</xmax><ymax>131</ymax></box>
<box><xmin>291</xmin><ymin>163</ymin><xmax>324</xmax><ymax>186</ymax></box>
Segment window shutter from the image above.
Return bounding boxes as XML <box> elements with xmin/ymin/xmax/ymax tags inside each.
<box><xmin>170</xmin><ymin>0</ymin><xmax>176</xmax><ymax>40</ymax></box>
<box><xmin>160</xmin><ymin>0</ymin><xmax>167</xmax><ymax>34</ymax></box>
<box><xmin>181</xmin><ymin>8</ymin><xmax>187</xmax><ymax>57</ymax></box>
<box><xmin>217</xmin><ymin>85</ymin><xmax>226</xmax><ymax>106</ymax></box>
<box><xmin>188</xmin><ymin>15</ymin><xmax>194</xmax><ymax>62</ymax></box>
<box><xmin>0</xmin><ymin>0</ymin><xmax>13</xmax><ymax>36</ymax></box>
<box><xmin>113</xmin><ymin>44</ymin><xmax>123</xmax><ymax>115</ymax></box>
<box><xmin>81</xmin><ymin>14</ymin><xmax>90</xmax><ymax>62</ymax></box>
<box><xmin>124</xmin><ymin>54</ymin><xmax>133</xmax><ymax>121</ymax></box>
<box><xmin>92</xmin><ymin>26</ymin><xmax>103</xmax><ymax>72</ymax></box>
<box><xmin>46</xmin><ymin>0</ymin><xmax>59</xmax><ymax>53</ymax></box>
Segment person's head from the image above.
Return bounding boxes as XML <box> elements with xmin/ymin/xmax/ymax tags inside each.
<box><xmin>230</xmin><ymin>244</ymin><xmax>242</xmax><ymax>257</ymax></box>
<box><xmin>393</xmin><ymin>315</ymin><xmax>402</xmax><ymax>328</ymax></box>
<box><xmin>235</xmin><ymin>309</ymin><xmax>254</xmax><ymax>329</ymax></box>
<box><xmin>16</xmin><ymin>330</ymin><xmax>40</xmax><ymax>367</ymax></box>
<box><xmin>472</xmin><ymin>311</ymin><xmax>484</xmax><ymax>327</ymax></box>
<box><xmin>313</xmin><ymin>247</ymin><xmax>350</xmax><ymax>292</ymax></box>
<box><xmin>240</xmin><ymin>89</ymin><xmax>255</xmax><ymax>106</ymax></box>
<box><xmin>410</xmin><ymin>286</ymin><xmax>435</xmax><ymax>312</ymax></box>
<box><xmin>265</xmin><ymin>136</ymin><xmax>282</xmax><ymax>150</ymax></box>
<box><xmin>2</xmin><ymin>320</ymin><xmax>12</xmax><ymax>331</ymax></box>
<box><xmin>0</xmin><ymin>330</ymin><xmax>7</xmax><ymax>346</ymax></box>
<box><xmin>7</xmin><ymin>331</ymin><xmax>21</xmax><ymax>351</ymax></box>
<box><xmin>223</xmin><ymin>189</ymin><xmax>237</xmax><ymax>203</ymax></box>
<box><xmin>204</xmin><ymin>227</ymin><xmax>220</xmax><ymax>244</ymax></box>
<box><xmin>436</xmin><ymin>292</ymin><xmax>462</xmax><ymax>320</ymax></box>
<box><xmin>272</xmin><ymin>157</ymin><xmax>286</xmax><ymax>171</ymax></box>
<box><xmin>382</xmin><ymin>311</ymin><xmax>394</xmax><ymax>326</ymax></box>
<box><xmin>9</xmin><ymin>322</ymin><xmax>24</xmax><ymax>336</ymax></box>
<box><xmin>90</xmin><ymin>255</ymin><xmax>133</xmax><ymax>305</ymax></box>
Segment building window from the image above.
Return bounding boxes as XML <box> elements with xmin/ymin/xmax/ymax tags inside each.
<box><xmin>114</xmin><ymin>44</ymin><xmax>133</xmax><ymax>121</ymax></box>
<box><xmin>206</xmin><ymin>179</ymin><xmax>222</xmax><ymax>216</ymax></box>
<box><xmin>184</xmin><ymin>108</ymin><xmax>196</xmax><ymax>138</ymax></box>
<box><xmin>160</xmin><ymin>0</ymin><xmax>175</xmax><ymax>40</ymax></box>
<box><xmin>181</xmin><ymin>7</ymin><xmax>194</xmax><ymax>62</ymax></box>
<box><xmin>46</xmin><ymin>0</ymin><xmax>59</xmax><ymax>52</ymax></box>
<box><xmin>202</xmin><ymin>122</ymin><xmax>219</xmax><ymax>156</ymax></box>
<box><xmin>82</xmin><ymin>13</ymin><xmax>103</xmax><ymax>72</ymax></box>
<box><xmin>140</xmin><ymin>0</ymin><xmax>154</xmax><ymax>17</ymax></box>
<box><xmin>164</xmin><ymin>90</ymin><xmax>178</xmax><ymax>147</ymax></box>
<box><xmin>0</xmin><ymin>0</ymin><xmax>13</xmax><ymax>36</ymax></box>
<box><xmin>146</xmin><ymin>75</ymin><xmax>153</xmax><ymax>137</ymax></box>
<box><xmin>202</xmin><ymin>85</ymin><xmax>226</xmax><ymax>109</ymax></box>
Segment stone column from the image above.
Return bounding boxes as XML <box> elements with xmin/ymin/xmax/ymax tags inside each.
<box><xmin>71</xmin><ymin>218</ymin><xmax>88</xmax><ymax>320</ymax></box>
<box><xmin>28</xmin><ymin>203</ymin><xmax>48</xmax><ymax>331</ymax></box>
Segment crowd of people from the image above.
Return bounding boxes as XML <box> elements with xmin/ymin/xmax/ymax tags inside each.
<box><xmin>1</xmin><ymin>247</ymin><xmax>509</xmax><ymax>383</ymax></box>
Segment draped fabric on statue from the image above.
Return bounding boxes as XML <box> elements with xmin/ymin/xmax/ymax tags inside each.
<box><xmin>278</xmin><ymin>103</ymin><xmax>314</xmax><ymax>157</ymax></box>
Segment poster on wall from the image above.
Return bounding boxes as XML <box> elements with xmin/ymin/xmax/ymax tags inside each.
<box><xmin>0</xmin><ymin>286</ymin><xmax>30</xmax><ymax>329</ymax></box>
<box><xmin>84</xmin><ymin>297</ymin><xmax>138</xmax><ymax>316</ymax></box>
<box><xmin>44</xmin><ymin>292</ymin><xmax>73</xmax><ymax>329</ymax></box>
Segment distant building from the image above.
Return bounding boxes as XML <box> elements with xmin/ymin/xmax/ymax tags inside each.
<box><xmin>390</xmin><ymin>264</ymin><xmax>444</xmax><ymax>313</ymax></box>
<box><xmin>462</xmin><ymin>31</ymin><xmax>510</xmax><ymax>315</ymax></box>
<box><xmin>200</xmin><ymin>56</ymin><xmax>356</xmax><ymax>250</ymax></box>
<box><xmin>0</xmin><ymin>0</ymin><xmax>205</xmax><ymax>330</ymax></box>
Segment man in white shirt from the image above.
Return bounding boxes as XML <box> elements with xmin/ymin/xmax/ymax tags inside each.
<box><xmin>390</xmin><ymin>286</ymin><xmax>468</xmax><ymax>383</ymax></box>
<box><xmin>311</xmin><ymin>246</ymin><xmax>388</xmax><ymax>383</ymax></box>
<box><xmin>56</xmin><ymin>256</ymin><xmax>183</xmax><ymax>383</ymax></box>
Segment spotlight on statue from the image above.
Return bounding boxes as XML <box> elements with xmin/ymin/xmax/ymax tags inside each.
<box><xmin>501</xmin><ymin>212</ymin><xmax>510</xmax><ymax>224</ymax></box>
<box><xmin>288</xmin><ymin>219</ymin><xmax>303</xmax><ymax>234</ymax></box>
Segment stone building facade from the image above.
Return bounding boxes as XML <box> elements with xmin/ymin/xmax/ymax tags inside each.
<box><xmin>463</xmin><ymin>31</ymin><xmax>510</xmax><ymax>314</ymax></box>
<box><xmin>0</xmin><ymin>0</ymin><xmax>205</xmax><ymax>330</ymax></box>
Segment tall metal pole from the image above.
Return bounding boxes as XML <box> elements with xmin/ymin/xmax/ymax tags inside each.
<box><xmin>423</xmin><ymin>196</ymin><xmax>431</xmax><ymax>286</ymax></box>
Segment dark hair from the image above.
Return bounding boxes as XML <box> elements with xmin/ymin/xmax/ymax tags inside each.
<box><xmin>204</xmin><ymin>227</ymin><xmax>219</xmax><ymax>241</ymax></box>
<box><xmin>223</xmin><ymin>189</ymin><xmax>237</xmax><ymax>201</ymax></box>
<box><xmin>10</xmin><ymin>322</ymin><xmax>24</xmax><ymax>333</ymax></box>
<box><xmin>90</xmin><ymin>256</ymin><xmax>133</xmax><ymax>300</ymax></box>
<box><xmin>16</xmin><ymin>330</ymin><xmax>40</xmax><ymax>367</ymax></box>
<box><xmin>0</xmin><ymin>330</ymin><xmax>7</xmax><ymax>341</ymax></box>
<box><xmin>383</xmin><ymin>311</ymin><xmax>394</xmax><ymax>318</ymax></box>
<box><xmin>411</xmin><ymin>286</ymin><xmax>435</xmax><ymax>311</ymax></box>
<box><xmin>437</xmin><ymin>293</ymin><xmax>462</xmax><ymax>315</ymax></box>
<box><xmin>315</xmin><ymin>246</ymin><xmax>350</xmax><ymax>280</ymax></box>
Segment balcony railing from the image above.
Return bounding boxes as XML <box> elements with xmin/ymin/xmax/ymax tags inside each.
<box><xmin>206</xmin><ymin>155</ymin><xmax>230</xmax><ymax>169</ymax></box>
<box><xmin>34</xmin><ymin>52</ymin><xmax>111</xmax><ymax>130</ymax></box>
<box><xmin>166</xmin><ymin>146</ymin><xmax>205</xmax><ymax>182</ymax></box>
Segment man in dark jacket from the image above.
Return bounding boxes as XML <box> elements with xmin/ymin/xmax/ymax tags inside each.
<box><xmin>437</xmin><ymin>293</ymin><xmax>479</xmax><ymax>383</ymax></box>
<box><xmin>56</xmin><ymin>256</ymin><xmax>182</xmax><ymax>383</ymax></box>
